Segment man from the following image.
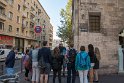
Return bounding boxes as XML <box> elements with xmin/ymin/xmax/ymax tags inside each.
<box><xmin>5</xmin><ymin>47</ymin><xmax>16</xmax><ymax>75</ymax></box>
<box><xmin>59</xmin><ymin>43</ymin><xmax>66</xmax><ymax>77</ymax></box>
<box><xmin>67</xmin><ymin>44</ymin><xmax>77</xmax><ymax>83</ymax></box>
<box><xmin>38</xmin><ymin>41</ymin><xmax>52</xmax><ymax>83</ymax></box>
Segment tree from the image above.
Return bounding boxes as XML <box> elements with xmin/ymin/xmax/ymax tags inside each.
<box><xmin>57</xmin><ymin>0</ymin><xmax>73</xmax><ymax>45</ymax></box>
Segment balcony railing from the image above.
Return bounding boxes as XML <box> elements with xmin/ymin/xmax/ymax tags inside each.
<box><xmin>22</xmin><ymin>12</ymin><xmax>27</xmax><ymax>18</ymax></box>
<box><xmin>22</xmin><ymin>23</ymin><xmax>27</xmax><ymax>29</ymax></box>
<box><xmin>30</xmin><ymin>28</ymin><xmax>34</xmax><ymax>31</ymax></box>
<box><xmin>0</xmin><ymin>0</ymin><xmax>7</xmax><ymax>6</ymax></box>
<box><xmin>23</xmin><ymin>2</ymin><xmax>29</xmax><ymax>8</ymax></box>
<box><xmin>0</xmin><ymin>13</ymin><xmax>6</xmax><ymax>21</ymax></box>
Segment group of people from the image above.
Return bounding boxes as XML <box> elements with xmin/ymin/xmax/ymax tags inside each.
<box><xmin>5</xmin><ymin>41</ymin><xmax>101</xmax><ymax>83</ymax></box>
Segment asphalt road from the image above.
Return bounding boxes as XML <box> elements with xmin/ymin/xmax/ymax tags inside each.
<box><xmin>19</xmin><ymin>73</ymin><xmax>124</xmax><ymax>83</ymax></box>
<box><xmin>0</xmin><ymin>59</ymin><xmax>23</xmax><ymax>75</ymax></box>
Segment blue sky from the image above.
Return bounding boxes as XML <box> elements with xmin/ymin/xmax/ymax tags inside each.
<box><xmin>39</xmin><ymin>0</ymin><xmax>68</xmax><ymax>39</ymax></box>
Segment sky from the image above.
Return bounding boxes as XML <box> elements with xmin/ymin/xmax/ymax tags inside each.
<box><xmin>39</xmin><ymin>0</ymin><xmax>68</xmax><ymax>39</ymax></box>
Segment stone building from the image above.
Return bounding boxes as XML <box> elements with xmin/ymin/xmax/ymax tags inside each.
<box><xmin>0</xmin><ymin>0</ymin><xmax>53</xmax><ymax>51</ymax></box>
<box><xmin>72</xmin><ymin>0</ymin><xmax>124</xmax><ymax>74</ymax></box>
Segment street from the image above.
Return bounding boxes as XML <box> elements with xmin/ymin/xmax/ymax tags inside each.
<box><xmin>19</xmin><ymin>72</ymin><xmax>124</xmax><ymax>83</ymax></box>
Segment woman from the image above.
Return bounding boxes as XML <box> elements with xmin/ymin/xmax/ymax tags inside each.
<box><xmin>51</xmin><ymin>47</ymin><xmax>63</xmax><ymax>83</ymax></box>
<box><xmin>31</xmin><ymin>44</ymin><xmax>40</xmax><ymax>83</ymax></box>
<box><xmin>93</xmin><ymin>47</ymin><xmax>101</xmax><ymax>82</ymax></box>
<box><xmin>75</xmin><ymin>46</ymin><xmax>91</xmax><ymax>83</ymax></box>
<box><xmin>23</xmin><ymin>49</ymin><xmax>30</xmax><ymax>81</ymax></box>
<box><xmin>88</xmin><ymin>44</ymin><xmax>96</xmax><ymax>83</ymax></box>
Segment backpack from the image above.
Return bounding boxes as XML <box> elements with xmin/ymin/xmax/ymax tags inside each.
<box><xmin>68</xmin><ymin>49</ymin><xmax>77</xmax><ymax>63</ymax></box>
<box><xmin>79</xmin><ymin>53</ymin><xmax>88</xmax><ymax>68</ymax></box>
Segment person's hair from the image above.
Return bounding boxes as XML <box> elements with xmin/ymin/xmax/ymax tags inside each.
<box><xmin>43</xmin><ymin>41</ymin><xmax>47</xmax><ymax>46</ymax></box>
<box><xmin>88</xmin><ymin>44</ymin><xmax>95</xmax><ymax>57</ymax></box>
<box><xmin>70</xmin><ymin>44</ymin><xmax>74</xmax><ymax>48</ymax></box>
<box><xmin>59</xmin><ymin>43</ymin><xmax>63</xmax><ymax>47</ymax></box>
<box><xmin>53</xmin><ymin>47</ymin><xmax>60</xmax><ymax>57</ymax></box>
<box><xmin>26</xmin><ymin>49</ymin><xmax>29</xmax><ymax>54</ymax></box>
<box><xmin>80</xmin><ymin>46</ymin><xmax>85</xmax><ymax>51</ymax></box>
<box><xmin>95</xmin><ymin>47</ymin><xmax>101</xmax><ymax>60</ymax></box>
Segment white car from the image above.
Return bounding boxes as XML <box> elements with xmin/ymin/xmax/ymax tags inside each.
<box><xmin>0</xmin><ymin>49</ymin><xmax>11</xmax><ymax>61</ymax></box>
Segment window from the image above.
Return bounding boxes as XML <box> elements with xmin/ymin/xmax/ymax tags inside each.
<box><xmin>18</xmin><ymin>4</ymin><xmax>21</xmax><ymax>11</ymax></box>
<box><xmin>0</xmin><ymin>22</ymin><xmax>4</xmax><ymax>30</ymax></box>
<box><xmin>17</xmin><ymin>16</ymin><xmax>20</xmax><ymax>23</ymax></box>
<box><xmin>89</xmin><ymin>12</ymin><xmax>101</xmax><ymax>32</ymax></box>
<box><xmin>8</xmin><ymin>25</ymin><xmax>12</xmax><ymax>32</ymax></box>
<box><xmin>16</xmin><ymin>28</ymin><xmax>19</xmax><ymax>33</ymax></box>
<box><xmin>27</xmin><ymin>12</ymin><xmax>29</xmax><ymax>17</ymax></box>
<box><xmin>0</xmin><ymin>50</ymin><xmax>4</xmax><ymax>55</ymax></box>
<box><xmin>43</xmin><ymin>36</ymin><xmax>45</xmax><ymax>40</ymax></box>
<box><xmin>8</xmin><ymin>12</ymin><xmax>13</xmax><ymax>20</ymax></box>
<box><xmin>26</xmin><ymin>22</ymin><xmax>28</xmax><ymax>26</ymax></box>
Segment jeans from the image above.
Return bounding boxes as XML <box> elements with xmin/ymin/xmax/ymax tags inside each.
<box><xmin>67</xmin><ymin>63</ymin><xmax>76</xmax><ymax>83</ymax></box>
<box><xmin>32</xmin><ymin>62</ymin><xmax>40</xmax><ymax>82</ymax></box>
<box><xmin>53</xmin><ymin>70</ymin><xmax>61</xmax><ymax>83</ymax></box>
<box><xmin>78</xmin><ymin>70</ymin><xmax>88</xmax><ymax>83</ymax></box>
<box><xmin>6</xmin><ymin>68</ymin><xmax>14</xmax><ymax>75</ymax></box>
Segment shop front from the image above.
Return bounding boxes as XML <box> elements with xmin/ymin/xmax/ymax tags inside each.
<box><xmin>0</xmin><ymin>35</ymin><xmax>13</xmax><ymax>49</ymax></box>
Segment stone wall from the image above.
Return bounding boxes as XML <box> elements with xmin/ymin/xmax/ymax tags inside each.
<box><xmin>73</xmin><ymin>0</ymin><xmax>124</xmax><ymax>74</ymax></box>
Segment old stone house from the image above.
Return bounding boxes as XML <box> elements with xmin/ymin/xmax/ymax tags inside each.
<box><xmin>72</xmin><ymin>0</ymin><xmax>124</xmax><ymax>74</ymax></box>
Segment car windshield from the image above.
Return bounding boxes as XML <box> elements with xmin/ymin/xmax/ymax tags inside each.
<box><xmin>0</xmin><ymin>50</ymin><xmax>2</xmax><ymax>55</ymax></box>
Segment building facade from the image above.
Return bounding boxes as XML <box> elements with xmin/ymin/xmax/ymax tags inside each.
<box><xmin>0</xmin><ymin>0</ymin><xmax>53</xmax><ymax>51</ymax></box>
<box><xmin>72</xmin><ymin>0</ymin><xmax>124</xmax><ymax>74</ymax></box>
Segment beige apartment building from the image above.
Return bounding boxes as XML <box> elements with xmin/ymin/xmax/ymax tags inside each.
<box><xmin>0</xmin><ymin>0</ymin><xmax>53</xmax><ymax>51</ymax></box>
<box><xmin>72</xmin><ymin>0</ymin><xmax>124</xmax><ymax>74</ymax></box>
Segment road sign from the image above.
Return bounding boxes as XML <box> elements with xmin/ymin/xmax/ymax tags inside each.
<box><xmin>34</xmin><ymin>26</ymin><xmax>42</xmax><ymax>33</ymax></box>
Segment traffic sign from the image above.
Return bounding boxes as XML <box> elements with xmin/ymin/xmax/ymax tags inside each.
<box><xmin>34</xmin><ymin>26</ymin><xmax>42</xmax><ymax>33</ymax></box>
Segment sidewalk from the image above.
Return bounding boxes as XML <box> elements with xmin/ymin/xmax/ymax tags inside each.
<box><xmin>18</xmin><ymin>72</ymin><xmax>124</xmax><ymax>83</ymax></box>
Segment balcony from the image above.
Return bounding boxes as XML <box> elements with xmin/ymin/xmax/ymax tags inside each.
<box><xmin>0</xmin><ymin>0</ymin><xmax>7</xmax><ymax>6</ymax></box>
<box><xmin>30</xmin><ymin>28</ymin><xmax>34</xmax><ymax>31</ymax></box>
<box><xmin>30</xmin><ymin>11</ymin><xmax>36</xmax><ymax>16</ymax></box>
<box><xmin>0</xmin><ymin>13</ymin><xmax>6</xmax><ymax>21</ymax></box>
<box><xmin>23</xmin><ymin>2</ymin><xmax>28</xmax><ymax>8</ymax></box>
<box><xmin>22</xmin><ymin>12</ymin><xmax>27</xmax><ymax>18</ymax></box>
<box><xmin>22</xmin><ymin>23</ymin><xmax>27</xmax><ymax>29</ymax></box>
<box><xmin>30</xmin><ymin>18</ymin><xmax>35</xmax><ymax>23</ymax></box>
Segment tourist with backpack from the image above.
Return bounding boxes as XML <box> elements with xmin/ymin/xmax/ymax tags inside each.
<box><xmin>38</xmin><ymin>41</ymin><xmax>52</xmax><ymax>83</ymax></box>
<box><xmin>67</xmin><ymin>44</ymin><xmax>77</xmax><ymax>83</ymax></box>
<box><xmin>51</xmin><ymin>47</ymin><xmax>64</xmax><ymax>83</ymax></box>
<box><xmin>88</xmin><ymin>44</ymin><xmax>96</xmax><ymax>83</ymax></box>
<box><xmin>31</xmin><ymin>44</ymin><xmax>40</xmax><ymax>83</ymax></box>
<box><xmin>93</xmin><ymin>47</ymin><xmax>101</xmax><ymax>82</ymax></box>
<box><xmin>75</xmin><ymin>46</ymin><xmax>91</xmax><ymax>83</ymax></box>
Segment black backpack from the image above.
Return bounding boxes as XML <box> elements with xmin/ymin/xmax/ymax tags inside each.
<box><xmin>68</xmin><ymin>49</ymin><xmax>77</xmax><ymax>63</ymax></box>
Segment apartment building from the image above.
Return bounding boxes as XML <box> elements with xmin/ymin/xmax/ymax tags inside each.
<box><xmin>72</xmin><ymin>0</ymin><xmax>124</xmax><ymax>74</ymax></box>
<box><xmin>0</xmin><ymin>0</ymin><xmax>53</xmax><ymax>51</ymax></box>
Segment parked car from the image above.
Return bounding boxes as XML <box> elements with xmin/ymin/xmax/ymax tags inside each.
<box><xmin>0</xmin><ymin>49</ymin><xmax>11</xmax><ymax>61</ymax></box>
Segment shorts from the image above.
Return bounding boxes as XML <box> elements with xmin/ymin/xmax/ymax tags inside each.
<box><xmin>40</xmin><ymin>63</ymin><xmax>51</xmax><ymax>74</ymax></box>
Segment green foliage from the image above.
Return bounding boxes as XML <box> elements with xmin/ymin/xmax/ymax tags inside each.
<box><xmin>57</xmin><ymin>0</ymin><xmax>73</xmax><ymax>45</ymax></box>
